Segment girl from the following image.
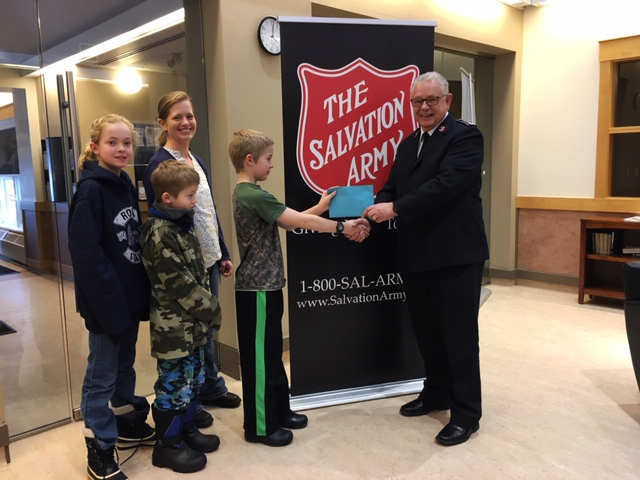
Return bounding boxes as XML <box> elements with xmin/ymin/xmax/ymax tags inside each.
<box><xmin>68</xmin><ymin>114</ymin><xmax>153</xmax><ymax>480</ymax></box>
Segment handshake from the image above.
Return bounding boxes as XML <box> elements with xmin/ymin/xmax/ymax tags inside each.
<box><xmin>342</xmin><ymin>218</ymin><xmax>371</xmax><ymax>243</ymax></box>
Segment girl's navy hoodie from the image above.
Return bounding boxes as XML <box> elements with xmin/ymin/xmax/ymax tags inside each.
<box><xmin>68</xmin><ymin>161</ymin><xmax>150</xmax><ymax>341</ymax></box>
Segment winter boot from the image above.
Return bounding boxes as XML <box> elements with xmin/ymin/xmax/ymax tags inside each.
<box><xmin>85</xmin><ymin>434</ymin><xmax>128</xmax><ymax>480</ymax></box>
<box><xmin>152</xmin><ymin>406</ymin><xmax>207</xmax><ymax>473</ymax></box>
<box><xmin>113</xmin><ymin>404</ymin><xmax>155</xmax><ymax>450</ymax></box>
<box><xmin>182</xmin><ymin>402</ymin><xmax>220</xmax><ymax>453</ymax></box>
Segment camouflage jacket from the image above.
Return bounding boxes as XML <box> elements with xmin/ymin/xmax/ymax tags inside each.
<box><xmin>139</xmin><ymin>205</ymin><xmax>221</xmax><ymax>359</ymax></box>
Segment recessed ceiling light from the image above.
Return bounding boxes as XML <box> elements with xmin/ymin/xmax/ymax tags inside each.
<box><xmin>114</xmin><ymin>68</ymin><xmax>143</xmax><ymax>94</ymax></box>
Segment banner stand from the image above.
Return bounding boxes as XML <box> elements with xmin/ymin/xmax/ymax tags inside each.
<box><xmin>280</xmin><ymin>16</ymin><xmax>437</xmax><ymax>406</ymax></box>
<box><xmin>290</xmin><ymin>379</ymin><xmax>424</xmax><ymax>412</ymax></box>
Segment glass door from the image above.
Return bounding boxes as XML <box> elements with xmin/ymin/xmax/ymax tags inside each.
<box><xmin>0</xmin><ymin>0</ymin><xmax>189</xmax><ymax>437</ymax></box>
<box><xmin>0</xmin><ymin>0</ymin><xmax>72</xmax><ymax>436</ymax></box>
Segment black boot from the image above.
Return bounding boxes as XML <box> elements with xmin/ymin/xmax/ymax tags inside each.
<box><xmin>151</xmin><ymin>406</ymin><xmax>207</xmax><ymax>473</ymax></box>
<box><xmin>85</xmin><ymin>436</ymin><xmax>128</xmax><ymax>480</ymax></box>
<box><xmin>113</xmin><ymin>405</ymin><xmax>155</xmax><ymax>450</ymax></box>
<box><xmin>182</xmin><ymin>402</ymin><xmax>220</xmax><ymax>453</ymax></box>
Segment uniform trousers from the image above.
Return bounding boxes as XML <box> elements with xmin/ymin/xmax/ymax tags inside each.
<box><xmin>403</xmin><ymin>261</ymin><xmax>484</xmax><ymax>429</ymax></box>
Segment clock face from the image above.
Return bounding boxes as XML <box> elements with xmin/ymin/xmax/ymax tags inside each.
<box><xmin>258</xmin><ymin>16</ymin><xmax>281</xmax><ymax>55</ymax></box>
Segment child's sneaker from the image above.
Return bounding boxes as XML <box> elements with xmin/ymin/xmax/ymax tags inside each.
<box><xmin>114</xmin><ymin>408</ymin><xmax>156</xmax><ymax>450</ymax></box>
<box><xmin>85</xmin><ymin>437</ymin><xmax>128</xmax><ymax>480</ymax></box>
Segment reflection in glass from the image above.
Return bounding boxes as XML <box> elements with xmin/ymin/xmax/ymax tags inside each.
<box><xmin>615</xmin><ymin>61</ymin><xmax>640</xmax><ymax>127</ymax></box>
<box><xmin>611</xmin><ymin>133</ymin><xmax>640</xmax><ymax>197</ymax></box>
<box><xmin>0</xmin><ymin>126</ymin><xmax>19</xmax><ymax>174</ymax></box>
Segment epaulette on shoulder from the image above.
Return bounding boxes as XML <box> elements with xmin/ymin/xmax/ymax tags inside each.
<box><xmin>457</xmin><ymin>119</ymin><xmax>472</xmax><ymax>126</ymax></box>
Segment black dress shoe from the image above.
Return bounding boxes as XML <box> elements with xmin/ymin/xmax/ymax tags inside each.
<box><xmin>435</xmin><ymin>422</ymin><xmax>479</xmax><ymax>446</ymax></box>
<box><xmin>244</xmin><ymin>428</ymin><xmax>293</xmax><ymax>447</ymax></box>
<box><xmin>193</xmin><ymin>409</ymin><xmax>213</xmax><ymax>429</ymax></box>
<box><xmin>399</xmin><ymin>398</ymin><xmax>450</xmax><ymax>417</ymax></box>
<box><xmin>200</xmin><ymin>392</ymin><xmax>241</xmax><ymax>408</ymax></box>
<box><xmin>277</xmin><ymin>413</ymin><xmax>308</xmax><ymax>429</ymax></box>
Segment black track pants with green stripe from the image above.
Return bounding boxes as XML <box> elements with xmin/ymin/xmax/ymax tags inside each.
<box><xmin>236</xmin><ymin>289</ymin><xmax>292</xmax><ymax>436</ymax></box>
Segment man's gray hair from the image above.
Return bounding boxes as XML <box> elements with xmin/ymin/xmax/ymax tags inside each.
<box><xmin>411</xmin><ymin>72</ymin><xmax>449</xmax><ymax>96</ymax></box>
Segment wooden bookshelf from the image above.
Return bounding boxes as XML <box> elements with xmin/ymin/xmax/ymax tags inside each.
<box><xmin>579</xmin><ymin>217</ymin><xmax>640</xmax><ymax>303</ymax></box>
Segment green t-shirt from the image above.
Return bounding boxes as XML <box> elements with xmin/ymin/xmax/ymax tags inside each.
<box><xmin>233</xmin><ymin>182</ymin><xmax>287</xmax><ymax>290</ymax></box>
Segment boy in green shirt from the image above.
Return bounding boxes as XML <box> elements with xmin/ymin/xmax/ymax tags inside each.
<box><xmin>229</xmin><ymin>129</ymin><xmax>369</xmax><ymax>447</ymax></box>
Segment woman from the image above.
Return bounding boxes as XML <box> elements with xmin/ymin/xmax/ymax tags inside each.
<box><xmin>143</xmin><ymin>91</ymin><xmax>241</xmax><ymax>430</ymax></box>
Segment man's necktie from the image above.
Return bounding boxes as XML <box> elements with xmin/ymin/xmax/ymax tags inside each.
<box><xmin>418</xmin><ymin>131</ymin><xmax>429</xmax><ymax>156</ymax></box>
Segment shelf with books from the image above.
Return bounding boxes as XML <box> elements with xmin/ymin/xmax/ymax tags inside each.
<box><xmin>579</xmin><ymin>217</ymin><xmax>640</xmax><ymax>303</ymax></box>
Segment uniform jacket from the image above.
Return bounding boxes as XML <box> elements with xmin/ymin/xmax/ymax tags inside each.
<box><xmin>376</xmin><ymin>113</ymin><xmax>489</xmax><ymax>272</ymax></box>
<box><xmin>139</xmin><ymin>202</ymin><xmax>221</xmax><ymax>359</ymax></box>
<box><xmin>143</xmin><ymin>148</ymin><xmax>230</xmax><ymax>261</ymax></box>
<box><xmin>67</xmin><ymin>161</ymin><xmax>150</xmax><ymax>338</ymax></box>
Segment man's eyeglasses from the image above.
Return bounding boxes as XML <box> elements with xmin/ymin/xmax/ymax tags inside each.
<box><xmin>410</xmin><ymin>95</ymin><xmax>446</xmax><ymax>108</ymax></box>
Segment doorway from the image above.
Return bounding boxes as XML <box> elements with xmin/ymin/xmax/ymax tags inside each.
<box><xmin>434</xmin><ymin>48</ymin><xmax>494</xmax><ymax>284</ymax></box>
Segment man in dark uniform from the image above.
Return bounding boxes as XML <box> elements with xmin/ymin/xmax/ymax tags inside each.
<box><xmin>363</xmin><ymin>71</ymin><xmax>489</xmax><ymax>446</ymax></box>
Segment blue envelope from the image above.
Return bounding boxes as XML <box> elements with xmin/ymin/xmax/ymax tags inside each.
<box><xmin>328</xmin><ymin>185</ymin><xmax>374</xmax><ymax>219</ymax></box>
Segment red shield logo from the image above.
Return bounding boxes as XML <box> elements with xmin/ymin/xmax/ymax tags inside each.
<box><xmin>297</xmin><ymin>58</ymin><xmax>418</xmax><ymax>194</ymax></box>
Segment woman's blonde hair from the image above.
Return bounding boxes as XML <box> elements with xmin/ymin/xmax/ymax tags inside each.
<box><xmin>157</xmin><ymin>91</ymin><xmax>193</xmax><ymax>147</ymax></box>
<box><xmin>78</xmin><ymin>114</ymin><xmax>137</xmax><ymax>169</ymax></box>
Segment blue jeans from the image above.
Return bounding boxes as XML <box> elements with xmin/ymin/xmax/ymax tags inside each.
<box><xmin>81</xmin><ymin>327</ymin><xmax>149</xmax><ymax>449</ymax></box>
<box><xmin>198</xmin><ymin>261</ymin><xmax>228</xmax><ymax>400</ymax></box>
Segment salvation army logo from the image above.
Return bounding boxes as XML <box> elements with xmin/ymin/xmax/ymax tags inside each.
<box><xmin>297</xmin><ymin>58</ymin><xmax>419</xmax><ymax>194</ymax></box>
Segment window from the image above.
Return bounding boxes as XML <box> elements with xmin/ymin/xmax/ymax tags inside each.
<box><xmin>596</xmin><ymin>35</ymin><xmax>640</xmax><ymax>198</ymax></box>
<box><xmin>0</xmin><ymin>175</ymin><xmax>22</xmax><ymax>231</ymax></box>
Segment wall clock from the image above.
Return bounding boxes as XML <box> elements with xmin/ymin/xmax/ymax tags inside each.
<box><xmin>258</xmin><ymin>16</ymin><xmax>281</xmax><ymax>55</ymax></box>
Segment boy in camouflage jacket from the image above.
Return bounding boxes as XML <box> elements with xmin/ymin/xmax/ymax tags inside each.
<box><xmin>139</xmin><ymin>160</ymin><xmax>221</xmax><ymax>474</ymax></box>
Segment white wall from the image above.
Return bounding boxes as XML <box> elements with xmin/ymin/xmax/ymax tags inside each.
<box><xmin>518</xmin><ymin>0</ymin><xmax>640</xmax><ymax>197</ymax></box>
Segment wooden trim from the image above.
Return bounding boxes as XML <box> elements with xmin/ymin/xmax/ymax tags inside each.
<box><xmin>600</xmin><ymin>35</ymin><xmax>640</xmax><ymax>62</ymax></box>
<box><xmin>596</xmin><ymin>60</ymin><xmax>613</xmax><ymax>197</ymax></box>
<box><xmin>610</xmin><ymin>126</ymin><xmax>640</xmax><ymax>134</ymax></box>
<box><xmin>516</xmin><ymin>196</ymin><xmax>640</xmax><ymax>213</ymax></box>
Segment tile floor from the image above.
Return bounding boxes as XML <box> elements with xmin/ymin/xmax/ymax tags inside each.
<box><xmin>1</xmin><ymin>281</ymin><xmax>640</xmax><ymax>479</ymax></box>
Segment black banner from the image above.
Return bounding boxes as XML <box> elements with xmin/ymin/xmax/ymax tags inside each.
<box><xmin>280</xmin><ymin>18</ymin><xmax>435</xmax><ymax>398</ymax></box>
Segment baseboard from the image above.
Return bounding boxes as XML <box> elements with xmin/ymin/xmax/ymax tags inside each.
<box><xmin>516</xmin><ymin>269</ymin><xmax>578</xmax><ymax>287</ymax></box>
<box><xmin>489</xmin><ymin>267</ymin><xmax>517</xmax><ymax>281</ymax></box>
<box><xmin>489</xmin><ymin>267</ymin><xmax>578</xmax><ymax>287</ymax></box>
<box><xmin>0</xmin><ymin>422</ymin><xmax>9</xmax><ymax>463</ymax></box>
<box><xmin>216</xmin><ymin>341</ymin><xmax>241</xmax><ymax>380</ymax></box>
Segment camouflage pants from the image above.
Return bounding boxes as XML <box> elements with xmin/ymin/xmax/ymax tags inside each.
<box><xmin>153</xmin><ymin>346</ymin><xmax>205</xmax><ymax>410</ymax></box>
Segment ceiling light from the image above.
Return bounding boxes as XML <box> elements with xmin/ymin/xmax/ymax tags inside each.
<box><xmin>115</xmin><ymin>67</ymin><xmax>143</xmax><ymax>94</ymax></box>
<box><xmin>28</xmin><ymin>9</ymin><xmax>184</xmax><ymax>77</ymax></box>
<box><xmin>496</xmin><ymin>0</ymin><xmax>550</xmax><ymax>8</ymax></box>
